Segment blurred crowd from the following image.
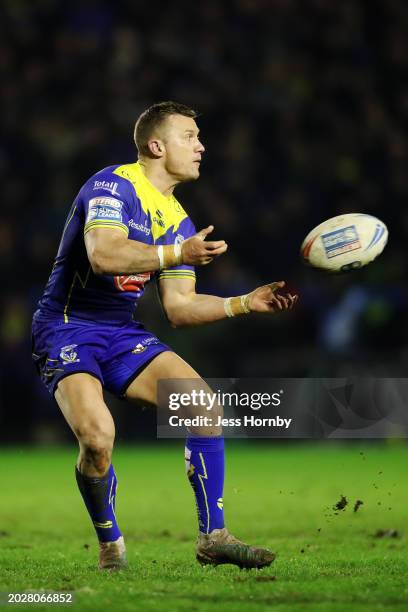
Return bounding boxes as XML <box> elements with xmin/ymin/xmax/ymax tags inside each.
<box><xmin>2</xmin><ymin>0</ymin><xmax>408</xmax><ymax>440</ymax></box>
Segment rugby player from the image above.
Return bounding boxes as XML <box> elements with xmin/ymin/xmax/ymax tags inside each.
<box><xmin>31</xmin><ymin>101</ymin><xmax>297</xmax><ymax>570</ymax></box>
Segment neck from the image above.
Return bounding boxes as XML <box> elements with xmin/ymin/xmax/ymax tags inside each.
<box><xmin>138</xmin><ymin>158</ymin><xmax>178</xmax><ymax>197</ymax></box>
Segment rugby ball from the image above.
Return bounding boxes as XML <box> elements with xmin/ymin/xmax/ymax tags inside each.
<box><xmin>301</xmin><ymin>213</ymin><xmax>388</xmax><ymax>272</ymax></box>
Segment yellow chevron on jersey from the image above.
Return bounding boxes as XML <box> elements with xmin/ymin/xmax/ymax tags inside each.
<box><xmin>113</xmin><ymin>162</ymin><xmax>188</xmax><ymax>242</ymax></box>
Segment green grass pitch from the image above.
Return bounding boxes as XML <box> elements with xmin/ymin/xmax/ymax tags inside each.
<box><xmin>1</xmin><ymin>442</ymin><xmax>407</xmax><ymax>611</ymax></box>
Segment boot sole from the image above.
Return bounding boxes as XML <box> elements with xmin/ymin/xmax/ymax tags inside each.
<box><xmin>196</xmin><ymin>549</ymin><xmax>276</xmax><ymax>569</ymax></box>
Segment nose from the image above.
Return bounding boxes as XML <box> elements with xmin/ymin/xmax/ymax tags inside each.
<box><xmin>197</xmin><ymin>140</ymin><xmax>205</xmax><ymax>154</ymax></box>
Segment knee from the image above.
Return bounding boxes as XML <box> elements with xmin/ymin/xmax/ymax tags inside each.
<box><xmin>77</xmin><ymin>419</ymin><xmax>115</xmax><ymax>450</ymax></box>
<box><xmin>77</xmin><ymin>422</ymin><xmax>115</xmax><ymax>474</ymax></box>
<box><xmin>189</xmin><ymin>400</ymin><xmax>224</xmax><ymax>437</ymax></box>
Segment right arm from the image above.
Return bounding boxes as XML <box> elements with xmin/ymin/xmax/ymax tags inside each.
<box><xmin>84</xmin><ymin>225</ymin><xmax>228</xmax><ymax>275</ymax></box>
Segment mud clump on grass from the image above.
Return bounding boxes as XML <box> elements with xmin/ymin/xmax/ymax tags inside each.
<box><xmin>255</xmin><ymin>575</ymin><xmax>276</xmax><ymax>582</ymax></box>
<box><xmin>334</xmin><ymin>495</ymin><xmax>348</xmax><ymax>511</ymax></box>
<box><xmin>234</xmin><ymin>575</ymin><xmax>276</xmax><ymax>583</ymax></box>
<box><xmin>373</xmin><ymin>529</ymin><xmax>401</xmax><ymax>539</ymax></box>
<box><xmin>354</xmin><ymin>500</ymin><xmax>364</xmax><ymax>513</ymax></box>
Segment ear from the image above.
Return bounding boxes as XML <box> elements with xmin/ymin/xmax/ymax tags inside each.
<box><xmin>148</xmin><ymin>139</ymin><xmax>165</xmax><ymax>158</ymax></box>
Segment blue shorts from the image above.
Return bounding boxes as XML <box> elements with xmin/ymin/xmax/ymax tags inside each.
<box><xmin>31</xmin><ymin>313</ymin><xmax>171</xmax><ymax>397</ymax></box>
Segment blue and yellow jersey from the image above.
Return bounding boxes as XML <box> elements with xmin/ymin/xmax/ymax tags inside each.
<box><xmin>36</xmin><ymin>162</ymin><xmax>196</xmax><ymax>323</ymax></box>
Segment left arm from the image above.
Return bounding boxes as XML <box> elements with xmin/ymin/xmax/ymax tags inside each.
<box><xmin>159</xmin><ymin>278</ymin><xmax>298</xmax><ymax>328</ymax></box>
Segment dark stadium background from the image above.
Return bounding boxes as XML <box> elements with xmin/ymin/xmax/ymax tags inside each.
<box><xmin>2</xmin><ymin>0</ymin><xmax>407</xmax><ymax>443</ymax></box>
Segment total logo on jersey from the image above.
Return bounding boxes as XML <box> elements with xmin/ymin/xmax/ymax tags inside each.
<box><xmin>93</xmin><ymin>180</ymin><xmax>120</xmax><ymax>196</ymax></box>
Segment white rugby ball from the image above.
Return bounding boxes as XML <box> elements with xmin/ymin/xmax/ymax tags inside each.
<box><xmin>301</xmin><ymin>213</ymin><xmax>388</xmax><ymax>272</ymax></box>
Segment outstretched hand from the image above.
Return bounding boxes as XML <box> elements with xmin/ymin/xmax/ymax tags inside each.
<box><xmin>182</xmin><ymin>226</ymin><xmax>228</xmax><ymax>266</ymax></box>
<box><xmin>247</xmin><ymin>281</ymin><xmax>298</xmax><ymax>313</ymax></box>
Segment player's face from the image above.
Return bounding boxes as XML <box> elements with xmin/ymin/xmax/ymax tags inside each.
<box><xmin>161</xmin><ymin>115</ymin><xmax>205</xmax><ymax>181</ymax></box>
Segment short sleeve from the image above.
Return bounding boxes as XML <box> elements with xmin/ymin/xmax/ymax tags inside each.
<box><xmin>158</xmin><ymin>216</ymin><xmax>196</xmax><ymax>282</ymax></box>
<box><xmin>81</xmin><ymin>169</ymin><xmax>133</xmax><ymax>237</ymax></box>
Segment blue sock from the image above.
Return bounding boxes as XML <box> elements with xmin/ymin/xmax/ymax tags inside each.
<box><xmin>185</xmin><ymin>436</ymin><xmax>225</xmax><ymax>534</ymax></box>
<box><xmin>75</xmin><ymin>464</ymin><xmax>122</xmax><ymax>543</ymax></box>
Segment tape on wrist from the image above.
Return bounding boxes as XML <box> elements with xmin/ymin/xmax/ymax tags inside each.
<box><xmin>224</xmin><ymin>294</ymin><xmax>251</xmax><ymax>317</ymax></box>
<box><xmin>157</xmin><ymin>245</ymin><xmax>165</xmax><ymax>269</ymax></box>
<box><xmin>173</xmin><ymin>242</ymin><xmax>183</xmax><ymax>264</ymax></box>
<box><xmin>241</xmin><ymin>293</ymin><xmax>251</xmax><ymax>313</ymax></box>
<box><xmin>158</xmin><ymin>243</ymin><xmax>184</xmax><ymax>269</ymax></box>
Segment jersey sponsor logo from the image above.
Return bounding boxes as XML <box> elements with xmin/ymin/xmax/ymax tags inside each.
<box><xmin>93</xmin><ymin>180</ymin><xmax>120</xmax><ymax>196</ymax></box>
<box><xmin>153</xmin><ymin>209</ymin><xmax>165</xmax><ymax>228</ymax></box>
<box><xmin>89</xmin><ymin>197</ymin><xmax>123</xmax><ymax>210</ymax></box>
<box><xmin>114</xmin><ymin>272</ymin><xmax>151</xmax><ymax>292</ymax></box>
<box><xmin>88</xmin><ymin>206</ymin><xmax>122</xmax><ymax>220</ymax></box>
<box><xmin>60</xmin><ymin>344</ymin><xmax>80</xmax><ymax>364</ymax></box>
<box><xmin>128</xmin><ymin>218</ymin><xmax>151</xmax><ymax>236</ymax></box>
<box><xmin>175</xmin><ymin>233</ymin><xmax>185</xmax><ymax>244</ymax></box>
<box><xmin>87</xmin><ymin>197</ymin><xmax>124</xmax><ymax>223</ymax></box>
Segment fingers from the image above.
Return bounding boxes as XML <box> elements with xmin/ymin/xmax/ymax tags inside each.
<box><xmin>268</xmin><ymin>281</ymin><xmax>285</xmax><ymax>291</ymax></box>
<box><xmin>196</xmin><ymin>242</ymin><xmax>228</xmax><ymax>262</ymax></box>
<box><xmin>248</xmin><ymin>280</ymin><xmax>299</xmax><ymax>314</ymax></box>
<box><xmin>200</xmin><ymin>246</ymin><xmax>228</xmax><ymax>264</ymax></box>
<box><xmin>195</xmin><ymin>243</ymin><xmax>228</xmax><ymax>264</ymax></box>
<box><xmin>205</xmin><ymin>240</ymin><xmax>227</xmax><ymax>250</ymax></box>
<box><xmin>206</xmin><ymin>243</ymin><xmax>228</xmax><ymax>256</ymax></box>
<box><xmin>195</xmin><ymin>226</ymin><xmax>228</xmax><ymax>257</ymax></box>
<box><xmin>269</xmin><ymin>294</ymin><xmax>284</xmax><ymax>310</ymax></box>
<box><xmin>261</xmin><ymin>281</ymin><xmax>298</xmax><ymax>311</ymax></box>
<box><xmin>288</xmin><ymin>294</ymin><xmax>298</xmax><ymax>309</ymax></box>
<box><xmin>270</xmin><ymin>292</ymin><xmax>298</xmax><ymax>311</ymax></box>
<box><xmin>265</xmin><ymin>281</ymin><xmax>298</xmax><ymax>310</ymax></box>
<box><xmin>197</xmin><ymin>225</ymin><xmax>214</xmax><ymax>240</ymax></box>
<box><xmin>276</xmin><ymin>294</ymin><xmax>288</xmax><ymax>309</ymax></box>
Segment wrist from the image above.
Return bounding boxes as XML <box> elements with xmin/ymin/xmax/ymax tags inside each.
<box><xmin>157</xmin><ymin>243</ymin><xmax>183</xmax><ymax>269</ymax></box>
<box><xmin>224</xmin><ymin>293</ymin><xmax>251</xmax><ymax>317</ymax></box>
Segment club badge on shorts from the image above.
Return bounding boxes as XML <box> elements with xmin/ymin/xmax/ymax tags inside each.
<box><xmin>132</xmin><ymin>343</ymin><xmax>147</xmax><ymax>354</ymax></box>
<box><xmin>60</xmin><ymin>344</ymin><xmax>80</xmax><ymax>364</ymax></box>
